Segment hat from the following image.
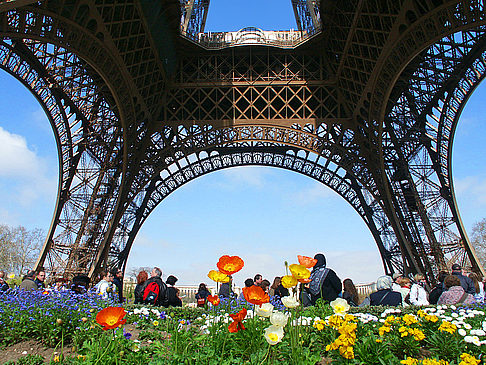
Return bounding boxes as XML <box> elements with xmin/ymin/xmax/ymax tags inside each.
<box><xmin>451</xmin><ymin>264</ymin><xmax>462</xmax><ymax>271</ymax></box>
<box><xmin>392</xmin><ymin>273</ymin><xmax>403</xmax><ymax>280</ymax></box>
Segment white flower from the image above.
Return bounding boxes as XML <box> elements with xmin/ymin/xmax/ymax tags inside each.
<box><xmin>470</xmin><ymin>329</ymin><xmax>485</xmax><ymax>336</ymax></box>
<box><xmin>330</xmin><ymin>298</ymin><xmax>350</xmax><ymax>316</ymax></box>
<box><xmin>255</xmin><ymin>303</ymin><xmax>274</xmax><ymax>318</ymax></box>
<box><xmin>458</xmin><ymin>329</ymin><xmax>467</xmax><ymax>336</ymax></box>
<box><xmin>464</xmin><ymin>323</ymin><xmax>472</xmax><ymax>330</ymax></box>
<box><xmin>264</xmin><ymin>325</ymin><xmax>284</xmax><ymax>345</ymax></box>
<box><xmin>270</xmin><ymin>312</ymin><xmax>288</xmax><ymax>327</ymax></box>
<box><xmin>451</xmin><ymin>312</ymin><xmax>458</xmax><ymax>318</ymax></box>
<box><xmin>464</xmin><ymin>335</ymin><xmax>481</xmax><ymax>346</ymax></box>
<box><xmin>450</xmin><ymin>305</ymin><xmax>456</xmax><ymax>310</ymax></box>
<box><xmin>281</xmin><ymin>296</ymin><xmax>300</xmax><ymax>308</ymax></box>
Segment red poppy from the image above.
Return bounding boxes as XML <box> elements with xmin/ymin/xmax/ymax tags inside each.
<box><xmin>242</xmin><ymin>285</ymin><xmax>270</xmax><ymax>306</ymax></box>
<box><xmin>207</xmin><ymin>294</ymin><xmax>220</xmax><ymax>306</ymax></box>
<box><xmin>217</xmin><ymin>255</ymin><xmax>244</xmax><ymax>275</ymax></box>
<box><xmin>298</xmin><ymin>278</ymin><xmax>312</xmax><ymax>283</ymax></box>
<box><xmin>95</xmin><ymin>307</ymin><xmax>127</xmax><ymax>330</ymax></box>
<box><xmin>228</xmin><ymin>308</ymin><xmax>247</xmax><ymax>333</ymax></box>
<box><xmin>298</xmin><ymin>255</ymin><xmax>317</xmax><ymax>268</ymax></box>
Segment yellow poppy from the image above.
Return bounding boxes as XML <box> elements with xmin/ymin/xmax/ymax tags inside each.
<box><xmin>207</xmin><ymin>270</ymin><xmax>230</xmax><ymax>283</ymax></box>
<box><xmin>288</xmin><ymin>264</ymin><xmax>311</xmax><ymax>280</ymax></box>
<box><xmin>281</xmin><ymin>275</ymin><xmax>298</xmax><ymax>288</ymax></box>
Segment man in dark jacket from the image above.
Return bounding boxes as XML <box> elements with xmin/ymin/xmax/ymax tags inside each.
<box><xmin>111</xmin><ymin>268</ymin><xmax>124</xmax><ymax>303</ymax></box>
<box><xmin>308</xmin><ymin>253</ymin><xmax>342</xmax><ymax>305</ymax></box>
<box><xmin>451</xmin><ymin>264</ymin><xmax>475</xmax><ymax>294</ymax></box>
<box><xmin>34</xmin><ymin>270</ymin><xmax>46</xmax><ymax>289</ymax></box>
<box><xmin>429</xmin><ymin>271</ymin><xmax>448</xmax><ymax>304</ymax></box>
<box><xmin>142</xmin><ymin>267</ymin><xmax>168</xmax><ymax>307</ymax></box>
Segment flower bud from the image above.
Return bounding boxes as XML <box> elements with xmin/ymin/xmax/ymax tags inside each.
<box><xmin>56</xmin><ymin>318</ymin><xmax>63</xmax><ymax>325</ymax></box>
<box><xmin>81</xmin><ymin>317</ymin><xmax>88</xmax><ymax>323</ymax></box>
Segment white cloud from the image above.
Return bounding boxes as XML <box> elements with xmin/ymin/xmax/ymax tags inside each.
<box><xmin>219</xmin><ymin>166</ymin><xmax>268</xmax><ymax>188</ymax></box>
<box><xmin>0</xmin><ymin>126</ymin><xmax>42</xmax><ymax>178</ymax></box>
<box><xmin>0</xmin><ymin>126</ymin><xmax>57</xmax><ymax>209</ymax></box>
<box><xmin>454</xmin><ymin>176</ymin><xmax>486</xmax><ymax>205</ymax></box>
<box><xmin>290</xmin><ymin>182</ymin><xmax>335</xmax><ymax>205</ymax></box>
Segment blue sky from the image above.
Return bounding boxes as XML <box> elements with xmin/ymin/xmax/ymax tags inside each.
<box><xmin>1</xmin><ymin>1</ymin><xmax>485</xmax><ymax>286</ymax></box>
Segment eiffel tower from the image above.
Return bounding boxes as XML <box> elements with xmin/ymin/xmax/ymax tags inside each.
<box><xmin>1</xmin><ymin>0</ymin><xmax>485</xmax><ymax>282</ymax></box>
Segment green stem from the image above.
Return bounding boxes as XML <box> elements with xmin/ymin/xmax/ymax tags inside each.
<box><xmin>259</xmin><ymin>344</ymin><xmax>271</xmax><ymax>364</ymax></box>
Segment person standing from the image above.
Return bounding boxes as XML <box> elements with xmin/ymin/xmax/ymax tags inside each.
<box><xmin>34</xmin><ymin>270</ymin><xmax>46</xmax><ymax>289</ymax></box>
<box><xmin>134</xmin><ymin>270</ymin><xmax>148</xmax><ymax>304</ymax></box>
<box><xmin>142</xmin><ymin>267</ymin><xmax>168</xmax><ymax>306</ymax></box>
<box><xmin>451</xmin><ymin>264</ymin><xmax>475</xmax><ymax>294</ymax></box>
<box><xmin>429</xmin><ymin>271</ymin><xmax>448</xmax><ymax>305</ymax></box>
<box><xmin>254</xmin><ymin>274</ymin><xmax>263</xmax><ymax>287</ymax></box>
<box><xmin>166</xmin><ymin>275</ymin><xmax>182</xmax><ymax>307</ymax></box>
<box><xmin>392</xmin><ymin>273</ymin><xmax>403</xmax><ymax>291</ymax></box>
<box><xmin>409</xmin><ymin>274</ymin><xmax>429</xmax><ymax>306</ymax></box>
<box><xmin>308</xmin><ymin>253</ymin><xmax>342</xmax><ymax>305</ymax></box>
<box><xmin>111</xmin><ymin>268</ymin><xmax>124</xmax><ymax>303</ymax></box>
<box><xmin>468</xmin><ymin>273</ymin><xmax>485</xmax><ymax>303</ymax></box>
<box><xmin>195</xmin><ymin>283</ymin><xmax>211</xmax><ymax>307</ymax></box>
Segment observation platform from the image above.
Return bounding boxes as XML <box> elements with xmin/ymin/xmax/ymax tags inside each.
<box><xmin>181</xmin><ymin>26</ymin><xmax>322</xmax><ymax>49</ymax></box>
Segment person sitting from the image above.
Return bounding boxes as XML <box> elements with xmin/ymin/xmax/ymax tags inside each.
<box><xmin>438</xmin><ymin>275</ymin><xmax>476</xmax><ymax>305</ymax></box>
<box><xmin>0</xmin><ymin>271</ymin><xmax>9</xmax><ymax>293</ymax></box>
<box><xmin>254</xmin><ymin>274</ymin><xmax>263</xmax><ymax>287</ymax></box>
<box><xmin>342</xmin><ymin>278</ymin><xmax>360</xmax><ymax>306</ymax></box>
<box><xmin>134</xmin><ymin>270</ymin><xmax>148</xmax><ymax>304</ymax></box>
<box><xmin>367</xmin><ymin>276</ymin><xmax>402</xmax><ymax>306</ymax></box>
<box><xmin>409</xmin><ymin>274</ymin><xmax>429</xmax><ymax>306</ymax></box>
<box><xmin>71</xmin><ymin>274</ymin><xmax>90</xmax><ymax>295</ymax></box>
<box><xmin>269</xmin><ymin>277</ymin><xmax>281</xmax><ymax>297</ymax></box>
<box><xmin>468</xmin><ymin>273</ymin><xmax>485</xmax><ymax>303</ymax></box>
<box><xmin>166</xmin><ymin>275</ymin><xmax>182</xmax><ymax>307</ymax></box>
<box><xmin>392</xmin><ymin>273</ymin><xmax>403</xmax><ymax>291</ymax></box>
<box><xmin>308</xmin><ymin>253</ymin><xmax>342</xmax><ymax>305</ymax></box>
<box><xmin>19</xmin><ymin>270</ymin><xmax>37</xmax><ymax>291</ymax></box>
<box><xmin>218</xmin><ymin>275</ymin><xmax>233</xmax><ymax>299</ymax></box>
<box><xmin>195</xmin><ymin>283</ymin><xmax>211</xmax><ymax>307</ymax></box>
<box><xmin>274</xmin><ymin>279</ymin><xmax>290</xmax><ymax>298</ymax></box>
<box><xmin>398</xmin><ymin>277</ymin><xmax>411</xmax><ymax>305</ymax></box>
<box><xmin>429</xmin><ymin>271</ymin><xmax>448</xmax><ymax>305</ymax></box>
<box><xmin>94</xmin><ymin>270</ymin><xmax>116</xmax><ymax>300</ymax></box>
<box><xmin>260</xmin><ymin>279</ymin><xmax>270</xmax><ymax>294</ymax></box>
<box><xmin>238</xmin><ymin>278</ymin><xmax>254</xmax><ymax>301</ymax></box>
<box><xmin>451</xmin><ymin>264</ymin><xmax>475</xmax><ymax>294</ymax></box>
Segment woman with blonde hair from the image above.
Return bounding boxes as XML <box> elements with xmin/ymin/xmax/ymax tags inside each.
<box><xmin>409</xmin><ymin>273</ymin><xmax>429</xmax><ymax>306</ymax></box>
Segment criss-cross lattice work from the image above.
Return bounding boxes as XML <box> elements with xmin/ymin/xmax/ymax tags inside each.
<box><xmin>0</xmin><ymin>0</ymin><xmax>485</xmax><ymax>281</ymax></box>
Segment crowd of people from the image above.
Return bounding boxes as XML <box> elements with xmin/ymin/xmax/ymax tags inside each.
<box><xmin>1</xmin><ymin>255</ymin><xmax>485</xmax><ymax>308</ymax></box>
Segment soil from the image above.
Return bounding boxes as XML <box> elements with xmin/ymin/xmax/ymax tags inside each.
<box><xmin>0</xmin><ymin>339</ymin><xmax>73</xmax><ymax>364</ymax></box>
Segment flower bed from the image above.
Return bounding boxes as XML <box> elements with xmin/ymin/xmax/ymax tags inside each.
<box><xmin>1</xmin><ymin>288</ymin><xmax>486</xmax><ymax>364</ymax></box>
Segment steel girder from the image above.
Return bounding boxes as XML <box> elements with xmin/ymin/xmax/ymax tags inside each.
<box><xmin>0</xmin><ymin>0</ymin><xmax>485</xmax><ymax>280</ymax></box>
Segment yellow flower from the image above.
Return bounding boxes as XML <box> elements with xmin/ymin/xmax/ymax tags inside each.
<box><xmin>328</xmin><ymin>315</ymin><xmax>344</xmax><ymax>329</ymax></box>
<box><xmin>281</xmin><ymin>275</ymin><xmax>298</xmax><ymax>288</ymax></box>
<box><xmin>8</xmin><ymin>273</ymin><xmax>15</xmax><ymax>279</ymax></box>
<box><xmin>412</xmin><ymin>328</ymin><xmax>425</xmax><ymax>341</ymax></box>
<box><xmin>339</xmin><ymin>345</ymin><xmax>354</xmax><ymax>359</ymax></box>
<box><xmin>77</xmin><ymin>355</ymin><xmax>86</xmax><ymax>360</ymax></box>
<box><xmin>53</xmin><ymin>356</ymin><xmax>60</xmax><ymax>363</ymax></box>
<box><xmin>438</xmin><ymin>321</ymin><xmax>457</xmax><ymax>334</ymax></box>
<box><xmin>379</xmin><ymin>325</ymin><xmax>392</xmax><ymax>336</ymax></box>
<box><xmin>313</xmin><ymin>319</ymin><xmax>325</xmax><ymax>331</ymax></box>
<box><xmin>402</xmin><ymin>314</ymin><xmax>418</xmax><ymax>325</ymax></box>
<box><xmin>153</xmin><ymin>320</ymin><xmax>159</xmax><ymax>326</ymax></box>
<box><xmin>459</xmin><ymin>353</ymin><xmax>480</xmax><ymax>365</ymax></box>
<box><xmin>401</xmin><ymin>359</ymin><xmax>418</xmax><ymax>365</ymax></box>
<box><xmin>330</xmin><ymin>298</ymin><xmax>350</xmax><ymax>316</ymax></box>
<box><xmin>207</xmin><ymin>270</ymin><xmax>230</xmax><ymax>283</ymax></box>
<box><xmin>288</xmin><ymin>264</ymin><xmax>311</xmax><ymax>280</ymax></box>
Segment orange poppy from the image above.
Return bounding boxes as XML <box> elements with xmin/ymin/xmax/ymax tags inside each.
<box><xmin>228</xmin><ymin>308</ymin><xmax>247</xmax><ymax>333</ymax></box>
<box><xmin>298</xmin><ymin>255</ymin><xmax>317</xmax><ymax>268</ymax></box>
<box><xmin>217</xmin><ymin>255</ymin><xmax>244</xmax><ymax>275</ymax></box>
<box><xmin>207</xmin><ymin>294</ymin><xmax>220</xmax><ymax>306</ymax></box>
<box><xmin>95</xmin><ymin>307</ymin><xmax>127</xmax><ymax>330</ymax></box>
<box><xmin>242</xmin><ymin>285</ymin><xmax>270</xmax><ymax>306</ymax></box>
<box><xmin>298</xmin><ymin>278</ymin><xmax>312</xmax><ymax>283</ymax></box>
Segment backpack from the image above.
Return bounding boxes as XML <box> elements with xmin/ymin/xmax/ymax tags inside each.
<box><xmin>143</xmin><ymin>281</ymin><xmax>160</xmax><ymax>304</ymax></box>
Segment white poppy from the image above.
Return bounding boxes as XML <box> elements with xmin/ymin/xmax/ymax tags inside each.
<box><xmin>255</xmin><ymin>303</ymin><xmax>274</xmax><ymax>317</ymax></box>
<box><xmin>270</xmin><ymin>312</ymin><xmax>288</xmax><ymax>327</ymax></box>
<box><xmin>281</xmin><ymin>296</ymin><xmax>300</xmax><ymax>308</ymax></box>
<box><xmin>264</xmin><ymin>325</ymin><xmax>284</xmax><ymax>345</ymax></box>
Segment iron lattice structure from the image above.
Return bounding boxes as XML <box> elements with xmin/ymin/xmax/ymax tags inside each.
<box><xmin>0</xmin><ymin>0</ymin><xmax>485</xmax><ymax>281</ymax></box>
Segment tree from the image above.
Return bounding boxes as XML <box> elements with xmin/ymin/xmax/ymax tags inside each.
<box><xmin>0</xmin><ymin>224</ymin><xmax>44</xmax><ymax>275</ymax></box>
<box><xmin>471</xmin><ymin>218</ymin><xmax>486</xmax><ymax>269</ymax></box>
